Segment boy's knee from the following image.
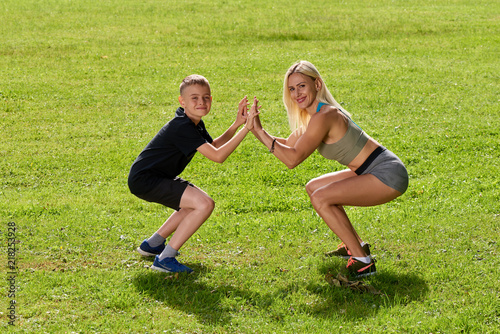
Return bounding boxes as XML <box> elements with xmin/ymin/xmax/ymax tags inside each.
<box><xmin>199</xmin><ymin>196</ymin><xmax>215</xmax><ymax>213</ymax></box>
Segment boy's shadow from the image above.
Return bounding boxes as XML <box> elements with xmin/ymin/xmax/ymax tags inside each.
<box><xmin>133</xmin><ymin>261</ymin><xmax>429</xmax><ymax>324</ymax></box>
<box><xmin>133</xmin><ymin>263</ymin><xmax>269</xmax><ymax>325</ymax></box>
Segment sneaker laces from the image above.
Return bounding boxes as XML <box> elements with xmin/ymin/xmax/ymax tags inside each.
<box><xmin>338</xmin><ymin>242</ymin><xmax>353</xmax><ymax>256</ymax></box>
<box><xmin>337</xmin><ymin>242</ymin><xmax>347</xmax><ymax>250</ymax></box>
<box><xmin>346</xmin><ymin>257</ymin><xmax>356</xmax><ymax>268</ymax></box>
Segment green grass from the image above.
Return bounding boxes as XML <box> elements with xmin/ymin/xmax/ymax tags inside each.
<box><xmin>1</xmin><ymin>0</ymin><xmax>499</xmax><ymax>332</ymax></box>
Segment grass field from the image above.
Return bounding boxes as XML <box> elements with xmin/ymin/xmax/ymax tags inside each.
<box><xmin>1</xmin><ymin>0</ymin><xmax>499</xmax><ymax>332</ymax></box>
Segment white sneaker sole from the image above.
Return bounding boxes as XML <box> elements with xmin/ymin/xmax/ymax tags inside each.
<box><xmin>355</xmin><ymin>270</ymin><xmax>377</xmax><ymax>278</ymax></box>
<box><xmin>136</xmin><ymin>247</ymin><xmax>156</xmax><ymax>257</ymax></box>
<box><xmin>150</xmin><ymin>264</ymin><xmax>172</xmax><ymax>273</ymax></box>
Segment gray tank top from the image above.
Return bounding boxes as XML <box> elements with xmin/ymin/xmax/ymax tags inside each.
<box><xmin>316</xmin><ymin>103</ymin><xmax>369</xmax><ymax>165</ymax></box>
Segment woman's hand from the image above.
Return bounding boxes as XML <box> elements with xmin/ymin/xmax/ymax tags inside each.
<box><xmin>246</xmin><ymin>96</ymin><xmax>261</xmax><ymax>130</ymax></box>
<box><xmin>252</xmin><ymin>112</ymin><xmax>263</xmax><ymax>131</ymax></box>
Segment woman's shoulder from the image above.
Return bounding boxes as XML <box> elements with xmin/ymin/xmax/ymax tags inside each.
<box><xmin>310</xmin><ymin>105</ymin><xmax>348</xmax><ymax>140</ymax></box>
<box><xmin>307</xmin><ymin>107</ymin><xmax>339</xmax><ymax>134</ymax></box>
<box><xmin>314</xmin><ymin>105</ymin><xmax>344</xmax><ymax>122</ymax></box>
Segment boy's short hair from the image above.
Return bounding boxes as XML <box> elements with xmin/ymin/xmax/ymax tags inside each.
<box><xmin>179</xmin><ymin>75</ymin><xmax>210</xmax><ymax>95</ymax></box>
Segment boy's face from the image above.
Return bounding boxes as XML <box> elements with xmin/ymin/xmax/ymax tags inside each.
<box><xmin>178</xmin><ymin>84</ymin><xmax>212</xmax><ymax>123</ymax></box>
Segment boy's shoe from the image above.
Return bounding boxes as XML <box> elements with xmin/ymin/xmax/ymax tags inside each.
<box><xmin>151</xmin><ymin>256</ymin><xmax>193</xmax><ymax>273</ymax></box>
<box><xmin>136</xmin><ymin>239</ymin><xmax>165</xmax><ymax>257</ymax></box>
<box><xmin>325</xmin><ymin>242</ymin><xmax>371</xmax><ymax>259</ymax></box>
<box><xmin>346</xmin><ymin>257</ymin><xmax>377</xmax><ymax>278</ymax></box>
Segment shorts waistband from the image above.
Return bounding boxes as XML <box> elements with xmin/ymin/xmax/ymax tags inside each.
<box><xmin>355</xmin><ymin>146</ymin><xmax>386</xmax><ymax>175</ymax></box>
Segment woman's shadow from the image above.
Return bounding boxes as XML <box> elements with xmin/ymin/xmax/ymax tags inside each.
<box><xmin>133</xmin><ymin>261</ymin><xmax>429</xmax><ymax>324</ymax></box>
<box><xmin>304</xmin><ymin>261</ymin><xmax>429</xmax><ymax>319</ymax></box>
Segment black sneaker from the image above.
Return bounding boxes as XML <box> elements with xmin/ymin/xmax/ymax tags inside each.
<box><xmin>346</xmin><ymin>257</ymin><xmax>377</xmax><ymax>278</ymax></box>
<box><xmin>325</xmin><ymin>242</ymin><xmax>371</xmax><ymax>259</ymax></box>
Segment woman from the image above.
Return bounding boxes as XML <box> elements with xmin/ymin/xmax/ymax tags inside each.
<box><xmin>248</xmin><ymin>61</ymin><xmax>408</xmax><ymax>278</ymax></box>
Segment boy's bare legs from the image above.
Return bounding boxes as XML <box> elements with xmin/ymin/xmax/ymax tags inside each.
<box><xmin>141</xmin><ymin>209</ymin><xmax>191</xmax><ymax>256</ymax></box>
<box><xmin>160</xmin><ymin>185</ymin><xmax>214</xmax><ymax>254</ymax></box>
<box><xmin>156</xmin><ymin>208</ymin><xmax>192</xmax><ymax>240</ymax></box>
<box><xmin>151</xmin><ymin>186</ymin><xmax>214</xmax><ymax>272</ymax></box>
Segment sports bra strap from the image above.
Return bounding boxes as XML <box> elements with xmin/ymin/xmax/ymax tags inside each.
<box><xmin>316</xmin><ymin>103</ymin><xmax>362</xmax><ymax>129</ymax></box>
<box><xmin>316</xmin><ymin>102</ymin><xmax>328</xmax><ymax>113</ymax></box>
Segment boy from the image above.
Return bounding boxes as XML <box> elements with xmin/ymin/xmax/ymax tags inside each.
<box><xmin>128</xmin><ymin>74</ymin><xmax>255</xmax><ymax>273</ymax></box>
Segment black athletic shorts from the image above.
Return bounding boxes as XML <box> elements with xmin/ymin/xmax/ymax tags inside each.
<box><xmin>128</xmin><ymin>171</ymin><xmax>193</xmax><ymax>211</ymax></box>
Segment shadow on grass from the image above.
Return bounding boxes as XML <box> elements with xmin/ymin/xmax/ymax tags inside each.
<box><xmin>133</xmin><ymin>261</ymin><xmax>429</xmax><ymax>325</ymax></box>
<box><xmin>305</xmin><ymin>262</ymin><xmax>430</xmax><ymax>319</ymax></box>
<box><xmin>133</xmin><ymin>263</ymin><xmax>269</xmax><ymax>325</ymax></box>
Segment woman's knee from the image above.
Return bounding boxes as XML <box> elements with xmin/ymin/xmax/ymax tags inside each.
<box><xmin>309</xmin><ymin>189</ymin><xmax>329</xmax><ymax>211</ymax></box>
<box><xmin>305</xmin><ymin>179</ymin><xmax>320</xmax><ymax>197</ymax></box>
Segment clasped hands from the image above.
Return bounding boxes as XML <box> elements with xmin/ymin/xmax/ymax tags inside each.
<box><xmin>237</xmin><ymin>96</ymin><xmax>261</xmax><ymax>132</ymax></box>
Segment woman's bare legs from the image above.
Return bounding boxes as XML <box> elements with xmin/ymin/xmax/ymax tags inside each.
<box><xmin>306</xmin><ymin>169</ymin><xmax>401</xmax><ymax>257</ymax></box>
<box><xmin>306</xmin><ymin>170</ymin><xmax>363</xmax><ymax>245</ymax></box>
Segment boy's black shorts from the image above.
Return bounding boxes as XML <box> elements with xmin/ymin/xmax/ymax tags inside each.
<box><xmin>128</xmin><ymin>172</ymin><xmax>193</xmax><ymax>211</ymax></box>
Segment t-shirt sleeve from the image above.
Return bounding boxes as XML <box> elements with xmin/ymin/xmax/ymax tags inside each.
<box><xmin>174</xmin><ymin>121</ymin><xmax>210</xmax><ymax>156</ymax></box>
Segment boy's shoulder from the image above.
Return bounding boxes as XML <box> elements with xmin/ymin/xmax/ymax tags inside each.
<box><xmin>168</xmin><ymin>108</ymin><xmax>194</xmax><ymax>128</ymax></box>
<box><xmin>161</xmin><ymin>107</ymin><xmax>207</xmax><ymax>137</ymax></box>
<box><xmin>172</xmin><ymin>107</ymin><xmax>207</xmax><ymax>128</ymax></box>
<box><xmin>164</xmin><ymin>108</ymin><xmax>189</xmax><ymax>128</ymax></box>
<box><xmin>174</xmin><ymin>107</ymin><xmax>186</xmax><ymax>118</ymax></box>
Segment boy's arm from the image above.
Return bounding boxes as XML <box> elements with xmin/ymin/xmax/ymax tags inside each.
<box><xmin>211</xmin><ymin>122</ymin><xmax>241</xmax><ymax>149</ymax></box>
<box><xmin>197</xmin><ymin>126</ymin><xmax>251</xmax><ymax>163</ymax></box>
<box><xmin>197</xmin><ymin>97</ymin><xmax>258</xmax><ymax>164</ymax></box>
<box><xmin>211</xmin><ymin>96</ymin><xmax>248</xmax><ymax>148</ymax></box>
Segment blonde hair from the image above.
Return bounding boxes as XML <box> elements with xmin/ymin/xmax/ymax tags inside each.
<box><xmin>283</xmin><ymin>60</ymin><xmax>348</xmax><ymax>134</ymax></box>
<box><xmin>179</xmin><ymin>74</ymin><xmax>210</xmax><ymax>95</ymax></box>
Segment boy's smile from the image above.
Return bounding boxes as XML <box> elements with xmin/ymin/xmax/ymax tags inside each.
<box><xmin>178</xmin><ymin>84</ymin><xmax>212</xmax><ymax>125</ymax></box>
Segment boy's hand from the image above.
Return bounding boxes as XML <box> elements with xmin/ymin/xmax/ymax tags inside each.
<box><xmin>236</xmin><ymin>96</ymin><xmax>249</xmax><ymax>127</ymax></box>
<box><xmin>246</xmin><ymin>96</ymin><xmax>261</xmax><ymax>131</ymax></box>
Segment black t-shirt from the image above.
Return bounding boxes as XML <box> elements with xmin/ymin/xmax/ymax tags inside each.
<box><xmin>129</xmin><ymin>107</ymin><xmax>213</xmax><ymax>181</ymax></box>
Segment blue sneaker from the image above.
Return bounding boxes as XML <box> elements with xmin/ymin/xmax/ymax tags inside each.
<box><xmin>136</xmin><ymin>239</ymin><xmax>165</xmax><ymax>257</ymax></box>
<box><xmin>151</xmin><ymin>256</ymin><xmax>193</xmax><ymax>273</ymax></box>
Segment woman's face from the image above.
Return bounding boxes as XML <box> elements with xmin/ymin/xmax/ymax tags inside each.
<box><xmin>287</xmin><ymin>72</ymin><xmax>318</xmax><ymax>109</ymax></box>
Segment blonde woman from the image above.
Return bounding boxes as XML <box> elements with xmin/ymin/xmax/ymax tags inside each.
<box><xmin>248</xmin><ymin>61</ymin><xmax>408</xmax><ymax>278</ymax></box>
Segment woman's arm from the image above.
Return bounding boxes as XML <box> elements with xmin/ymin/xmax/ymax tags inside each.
<box><xmin>252</xmin><ymin>112</ymin><xmax>332</xmax><ymax>169</ymax></box>
<box><xmin>249</xmin><ymin>101</ymin><xmax>299</xmax><ymax>147</ymax></box>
